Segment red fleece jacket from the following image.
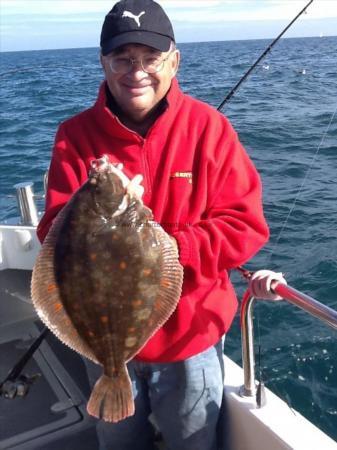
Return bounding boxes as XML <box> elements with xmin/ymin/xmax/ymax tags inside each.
<box><xmin>37</xmin><ymin>78</ymin><xmax>269</xmax><ymax>362</ymax></box>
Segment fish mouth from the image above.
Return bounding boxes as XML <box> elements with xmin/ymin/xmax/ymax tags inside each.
<box><xmin>90</xmin><ymin>155</ymin><xmax>110</xmax><ymax>173</ymax></box>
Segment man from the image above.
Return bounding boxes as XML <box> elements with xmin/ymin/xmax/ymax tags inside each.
<box><xmin>37</xmin><ymin>0</ymin><xmax>269</xmax><ymax>449</ymax></box>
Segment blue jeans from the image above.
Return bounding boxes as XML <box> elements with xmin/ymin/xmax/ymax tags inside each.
<box><xmin>84</xmin><ymin>339</ymin><xmax>225</xmax><ymax>450</ymax></box>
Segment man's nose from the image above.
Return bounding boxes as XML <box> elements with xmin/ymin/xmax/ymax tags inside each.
<box><xmin>127</xmin><ymin>61</ymin><xmax>147</xmax><ymax>77</ymax></box>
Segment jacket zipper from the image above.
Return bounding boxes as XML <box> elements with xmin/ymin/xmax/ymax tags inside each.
<box><xmin>141</xmin><ymin>139</ymin><xmax>152</xmax><ymax>198</ymax></box>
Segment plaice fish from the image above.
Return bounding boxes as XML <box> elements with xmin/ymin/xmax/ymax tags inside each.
<box><xmin>31</xmin><ymin>155</ymin><xmax>183</xmax><ymax>422</ymax></box>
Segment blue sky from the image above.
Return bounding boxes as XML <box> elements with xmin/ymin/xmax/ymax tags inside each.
<box><xmin>1</xmin><ymin>0</ymin><xmax>337</xmax><ymax>52</ymax></box>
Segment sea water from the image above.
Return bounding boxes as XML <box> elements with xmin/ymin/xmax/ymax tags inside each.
<box><xmin>1</xmin><ymin>36</ymin><xmax>336</xmax><ymax>440</ymax></box>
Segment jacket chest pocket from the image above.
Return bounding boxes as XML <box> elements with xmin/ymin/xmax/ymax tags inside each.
<box><xmin>168</xmin><ymin>175</ymin><xmax>193</xmax><ymax>217</ymax></box>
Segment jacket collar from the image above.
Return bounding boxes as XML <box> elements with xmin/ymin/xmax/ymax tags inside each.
<box><xmin>92</xmin><ymin>78</ymin><xmax>183</xmax><ymax>140</ymax></box>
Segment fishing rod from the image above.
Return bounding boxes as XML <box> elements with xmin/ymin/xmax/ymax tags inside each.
<box><xmin>0</xmin><ymin>327</ymin><xmax>49</xmax><ymax>398</ymax></box>
<box><xmin>217</xmin><ymin>0</ymin><xmax>314</xmax><ymax>111</ymax></box>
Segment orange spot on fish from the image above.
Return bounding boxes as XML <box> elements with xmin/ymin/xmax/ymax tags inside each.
<box><xmin>100</xmin><ymin>316</ymin><xmax>109</xmax><ymax>324</ymax></box>
<box><xmin>90</xmin><ymin>253</ymin><xmax>97</xmax><ymax>261</ymax></box>
<box><xmin>88</xmin><ymin>330</ymin><xmax>95</xmax><ymax>337</ymax></box>
<box><xmin>154</xmin><ymin>301</ymin><xmax>161</xmax><ymax>311</ymax></box>
<box><xmin>132</xmin><ymin>299</ymin><xmax>143</xmax><ymax>307</ymax></box>
<box><xmin>54</xmin><ymin>302</ymin><xmax>63</xmax><ymax>313</ymax></box>
<box><xmin>127</xmin><ymin>327</ymin><xmax>136</xmax><ymax>333</ymax></box>
<box><xmin>160</xmin><ymin>279</ymin><xmax>171</xmax><ymax>288</ymax></box>
<box><xmin>119</xmin><ymin>261</ymin><xmax>127</xmax><ymax>270</ymax></box>
<box><xmin>47</xmin><ymin>283</ymin><xmax>57</xmax><ymax>292</ymax></box>
<box><xmin>143</xmin><ymin>268</ymin><xmax>152</xmax><ymax>276</ymax></box>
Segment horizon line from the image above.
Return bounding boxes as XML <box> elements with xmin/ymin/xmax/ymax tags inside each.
<box><xmin>1</xmin><ymin>34</ymin><xmax>335</xmax><ymax>54</ymax></box>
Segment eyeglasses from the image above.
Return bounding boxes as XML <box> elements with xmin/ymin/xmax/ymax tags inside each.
<box><xmin>105</xmin><ymin>50</ymin><xmax>176</xmax><ymax>75</ymax></box>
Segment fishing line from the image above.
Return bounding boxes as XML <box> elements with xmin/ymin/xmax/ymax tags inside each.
<box><xmin>250</xmin><ymin>102</ymin><xmax>337</xmax><ymax>409</ymax></box>
<box><xmin>265</xmin><ymin>102</ymin><xmax>337</xmax><ymax>266</ymax></box>
<box><xmin>252</xmin><ymin>103</ymin><xmax>337</xmax><ymax>395</ymax></box>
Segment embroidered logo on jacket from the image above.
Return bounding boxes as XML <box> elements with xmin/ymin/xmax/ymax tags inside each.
<box><xmin>122</xmin><ymin>10</ymin><xmax>145</xmax><ymax>27</ymax></box>
<box><xmin>170</xmin><ymin>172</ymin><xmax>193</xmax><ymax>184</ymax></box>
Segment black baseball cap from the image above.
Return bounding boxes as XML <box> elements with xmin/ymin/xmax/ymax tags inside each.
<box><xmin>100</xmin><ymin>0</ymin><xmax>175</xmax><ymax>56</ymax></box>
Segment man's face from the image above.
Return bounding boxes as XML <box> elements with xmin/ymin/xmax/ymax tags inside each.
<box><xmin>101</xmin><ymin>44</ymin><xmax>180</xmax><ymax>122</ymax></box>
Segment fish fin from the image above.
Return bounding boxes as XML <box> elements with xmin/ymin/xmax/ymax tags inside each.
<box><xmin>146</xmin><ymin>226</ymin><xmax>183</xmax><ymax>331</ymax></box>
<box><xmin>87</xmin><ymin>364</ymin><xmax>134</xmax><ymax>422</ymax></box>
<box><xmin>31</xmin><ymin>202</ymin><xmax>97</xmax><ymax>363</ymax></box>
<box><xmin>123</xmin><ymin>224</ymin><xmax>183</xmax><ymax>361</ymax></box>
<box><xmin>153</xmin><ymin>226</ymin><xmax>184</xmax><ymax>319</ymax></box>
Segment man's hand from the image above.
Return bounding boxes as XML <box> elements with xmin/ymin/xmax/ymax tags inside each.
<box><xmin>248</xmin><ymin>270</ymin><xmax>287</xmax><ymax>301</ymax></box>
<box><xmin>111</xmin><ymin>163</ymin><xmax>144</xmax><ymax>200</ymax></box>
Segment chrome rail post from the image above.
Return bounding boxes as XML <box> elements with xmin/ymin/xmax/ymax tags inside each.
<box><xmin>14</xmin><ymin>182</ymin><xmax>39</xmax><ymax>226</ymax></box>
<box><xmin>43</xmin><ymin>169</ymin><xmax>49</xmax><ymax>195</ymax></box>
<box><xmin>240</xmin><ymin>279</ymin><xmax>337</xmax><ymax>400</ymax></box>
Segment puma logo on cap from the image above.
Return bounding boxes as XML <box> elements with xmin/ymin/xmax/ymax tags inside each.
<box><xmin>122</xmin><ymin>10</ymin><xmax>145</xmax><ymax>27</ymax></box>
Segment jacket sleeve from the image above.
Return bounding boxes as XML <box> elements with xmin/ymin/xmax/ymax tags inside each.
<box><xmin>171</xmin><ymin>119</ymin><xmax>269</xmax><ymax>285</ymax></box>
<box><xmin>36</xmin><ymin>124</ymin><xmax>88</xmax><ymax>243</ymax></box>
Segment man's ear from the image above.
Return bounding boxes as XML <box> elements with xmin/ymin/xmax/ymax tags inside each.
<box><xmin>100</xmin><ymin>53</ymin><xmax>107</xmax><ymax>74</ymax></box>
<box><xmin>171</xmin><ymin>50</ymin><xmax>180</xmax><ymax>77</ymax></box>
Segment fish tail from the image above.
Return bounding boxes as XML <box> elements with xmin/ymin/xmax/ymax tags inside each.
<box><xmin>87</xmin><ymin>365</ymin><xmax>134</xmax><ymax>422</ymax></box>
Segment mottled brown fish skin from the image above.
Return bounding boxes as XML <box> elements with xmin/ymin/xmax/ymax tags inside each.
<box><xmin>55</xmin><ymin>172</ymin><xmax>162</xmax><ymax>367</ymax></box>
<box><xmin>50</xmin><ymin>165</ymin><xmax>183</xmax><ymax>422</ymax></box>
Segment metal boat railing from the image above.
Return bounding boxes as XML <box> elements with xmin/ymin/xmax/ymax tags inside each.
<box><xmin>14</xmin><ymin>182</ymin><xmax>39</xmax><ymax>226</ymax></box>
<box><xmin>240</xmin><ymin>281</ymin><xmax>337</xmax><ymax>397</ymax></box>
<box><xmin>11</xmin><ymin>176</ymin><xmax>48</xmax><ymax>227</ymax></box>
